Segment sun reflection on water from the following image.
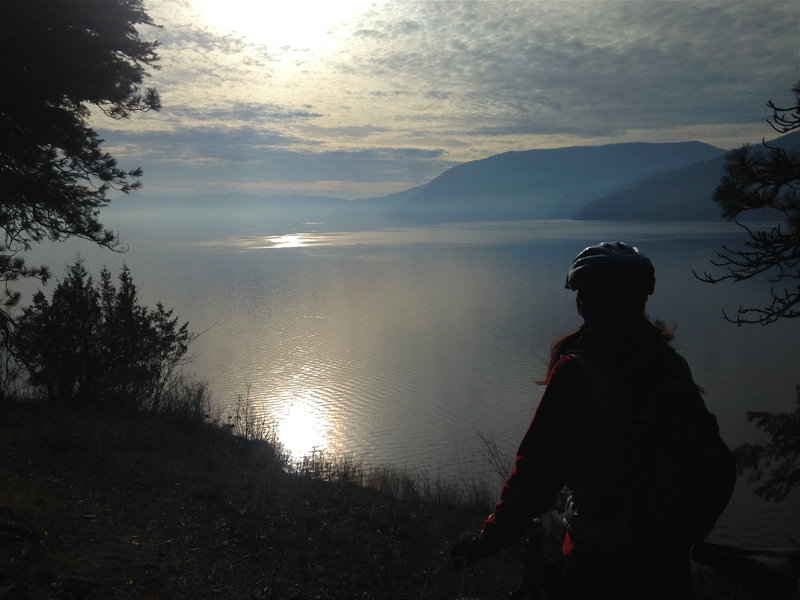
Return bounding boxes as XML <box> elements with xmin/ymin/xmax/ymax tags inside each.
<box><xmin>267</xmin><ymin>233</ymin><xmax>313</xmax><ymax>248</ymax></box>
<box><xmin>268</xmin><ymin>386</ymin><xmax>336</xmax><ymax>460</ymax></box>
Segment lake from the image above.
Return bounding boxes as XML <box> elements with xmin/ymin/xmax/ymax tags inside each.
<box><xmin>23</xmin><ymin>201</ymin><xmax>800</xmax><ymax>548</ymax></box>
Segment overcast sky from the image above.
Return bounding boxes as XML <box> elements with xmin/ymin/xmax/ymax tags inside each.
<box><xmin>96</xmin><ymin>0</ymin><xmax>800</xmax><ymax>200</ymax></box>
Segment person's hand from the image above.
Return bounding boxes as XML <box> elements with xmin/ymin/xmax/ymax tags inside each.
<box><xmin>450</xmin><ymin>531</ymin><xmax>479</xmax><ymax>568</ymax></box>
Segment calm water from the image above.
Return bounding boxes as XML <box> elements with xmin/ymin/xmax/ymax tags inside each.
<box><xmin>25</xmin><ymin>203</ymin><xmax>800</xmax><ymax>547</ymax></box>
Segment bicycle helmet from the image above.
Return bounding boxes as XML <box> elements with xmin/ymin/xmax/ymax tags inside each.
<box><xmin>565</xmin><ymin>241</ymin><xmax>655</xmax><ymax>295</ymax></box>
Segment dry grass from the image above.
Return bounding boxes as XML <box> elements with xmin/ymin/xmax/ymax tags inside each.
<box><xmin>0</xmin><ymin>400</ymin><xmax>521</xmax><ymax>599</ymax></box>
<box><xmin>0</xmin><ymin>389</ymin><xmax>742</xmax><ymax>599</ymax></box>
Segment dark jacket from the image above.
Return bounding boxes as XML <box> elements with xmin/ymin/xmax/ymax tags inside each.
<box><xmin>476</xmin><ymin>319</ymin><xmax>690</xmax><ymax>555</ymax></box>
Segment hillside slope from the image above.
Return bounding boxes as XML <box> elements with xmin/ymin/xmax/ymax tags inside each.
<box><xmin>0</xmin><ymin>403</ymin><xmax>516</xmax><ymax>599</ymax></box>
<box><xmin>575</xmin><ymin>131</ymin><xmax>800</xmax><ymax>220</ymax></box>
<box><xmin>373</xmin><ymin>141</ymin><xmax>725</xmax><ymax>221</ymax></box>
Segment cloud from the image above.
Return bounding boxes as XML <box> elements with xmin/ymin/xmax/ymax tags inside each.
<box><xmin>95</xmin><ymin>0</ymin><xmax>800</xmax><ymax>198</ymax></box>
<box><xmin>103</xmin><ymin>122</ymin><xmax>453</xmax><ymax>199</ymax></box>
<box><xmin>170</xmin><ymin>103</ymin><xmax>324</xmax><ymax>124</ymax></box>
<box><xmin>105</xmin><ymin>126</ymin><xmax>313</xmax><ymax>162</ymax></box>
<box><xmin>335</xmin><ymin>1</ymin><xmax>798</xmax><ymax>133</ymax></box>
<box><xmin>298</xmin><ymin>124</ymin><xmax>391</xmax><ymax>140</ymax></box>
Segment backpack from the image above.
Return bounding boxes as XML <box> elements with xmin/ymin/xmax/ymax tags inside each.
<box><xmin>568</xmin><ymin>342</ymin><xmax>737</xmax><ymax>547</ymax></box>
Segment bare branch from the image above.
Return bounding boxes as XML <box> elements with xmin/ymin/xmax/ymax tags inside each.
<box><xmin>766</xmin><ymin>81</ymin><xmax>800</xmax><ymax>134</ymax></box>
<box><xmin>697</xmin><ymin>82</ymin><xmax>800</xmax><ymax>325</ymax></box>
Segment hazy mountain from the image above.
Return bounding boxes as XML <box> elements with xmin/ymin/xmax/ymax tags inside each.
<box><xmin>126</xmin><ymin>133</ymin><xmax>797</xmax><ymax>225</ymax></box>
<box><xmin>575</xmin><ymin>131</ymin><xmax>800</xmax><ymax>221</ymax></box>
<box><xmin>573</xmin><ymin>155</ymin><xmax>727</xmax><ymax>220</ymax></box>
<box><xmin>367</xmin><ymin>141</ymin><xmax>726</xmax><ymax>221</ymax></box>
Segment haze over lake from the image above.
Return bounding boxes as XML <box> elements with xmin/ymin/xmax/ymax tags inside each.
<box><xmin>24</xmin><ymin>201</ymin><xmax>800</xmax><ymax>548</ymax></box>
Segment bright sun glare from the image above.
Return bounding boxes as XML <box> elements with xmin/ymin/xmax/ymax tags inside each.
<box><xmin>273</xmin><ymin>389</ymin><xmax>332</xmax><ymax>459</ymax></box>
<box><xmin>191</xmin><ymin>0</ymin><xmax>375</xmax><ymax>63</ymax></box>
<box><xmin>267</xmin><ymin>233</ymin><xmax>312</xmax><ymax>248</ymax></box>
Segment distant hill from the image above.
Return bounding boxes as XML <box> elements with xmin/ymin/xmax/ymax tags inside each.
<box><xmin>126</xmin><ymin>134</ymin><xmax>798</xmax><ymax>225</ymax></box>
<box><xmin>368</xmin><ymin>141</ymin><xmax>726</xmax><ymax>221</ymax></box>
<box><xmin>574</xmin><ymin>131</ymin><xmax>800</xmax><ymax>221</ymax></box>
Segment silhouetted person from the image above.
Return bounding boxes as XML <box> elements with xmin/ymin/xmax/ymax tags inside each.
<box><xmin>453</xmin><ymin>242</ymin><xmax>729</xmax><ymax>600</ymax></box>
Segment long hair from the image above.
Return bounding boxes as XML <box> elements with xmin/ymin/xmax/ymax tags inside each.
<box><xmin>536</xmin><ymin>318</ymin><xmax>674</xmax><ymax>386</ymax></box>
<box><xmin>535</xmin><ymin>328</ymin><xmax>582</xmax><ymax>385</ymax></box>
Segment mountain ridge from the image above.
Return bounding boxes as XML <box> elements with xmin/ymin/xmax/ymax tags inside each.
<box><xmin>130</xmin><ymin>133</ymin><xmax>798</xmax><ymax>223</ymax></box>
<box><xmin>574</xmin><ymin>131</ymin><xmax>800</xmax><ymax>220</ymax></box>
<box><xmin>366</xmin><ymin>140</ymin><xmax>726</xmax><ymax>221</ymax></box>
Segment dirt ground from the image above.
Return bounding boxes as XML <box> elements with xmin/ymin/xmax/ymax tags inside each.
<box><xmin>0</xmin><ymin>403</ymin><xmax>522</xmax><ymax>599</ymax></box>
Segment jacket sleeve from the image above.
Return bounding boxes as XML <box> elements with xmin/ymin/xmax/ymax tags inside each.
<box><xmin>476</xmin><ymin>355</ymin><xmax>587</xmax><ymax>555</ymax></box>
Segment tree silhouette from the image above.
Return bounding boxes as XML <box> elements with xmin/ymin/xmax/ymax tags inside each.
<box><xmin>14</xmin><ymin>259</ymin><xmax>194</xmax><ymax>408</ymax></box>
<box><xmin>0</xmin><ymin>0</ymin><xmax>160</xmax><ymax>331</ymax></box>
<box><xmin>695</xmin><ymin>81</ymin><xmax>799</xmax><ymax>326</ymax></box>
<box><xmin>698</xmin><ymin>82</ymin><xmax>800</xmax><ymax>508</ymax></box>
<box><xmin>734</xmin><ymin>385</ymin><xmax>800</xmax><ymax>503</ymax></box>
<box><xmin>14</xmin><ymin>260</ymin><xmax>101</xmax><ymax>403</ymax></box>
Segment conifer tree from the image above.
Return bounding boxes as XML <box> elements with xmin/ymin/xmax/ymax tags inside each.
<box><xmin>699</xmin><ymin>82</ymin><xmax>800</xmax><ymax>506</ymax></box>
<box><xmin>14</xmin><ymin>260</ymin><xmax>194</xmax><ymax>408</ymax></box>
<box><xmin>0</xmin><ymin>0</ymin><xmax>160</xmax><ymax>330</ymax></box>
<box><xmin>696</xmin><ymin>82</ymin><xmax>800</xmax><ymax>325</ymax></box>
